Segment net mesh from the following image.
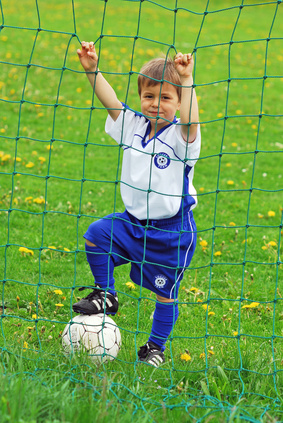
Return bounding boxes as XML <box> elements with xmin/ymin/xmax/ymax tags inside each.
<box><xmin>0</xmin><ymin>0</ymin><xmax>282</xmax><ymax>421</ymax></box>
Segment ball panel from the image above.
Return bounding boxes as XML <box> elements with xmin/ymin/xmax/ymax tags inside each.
<box><xmin>62</xmin><ymin>313</ymin><xmax>121</xmax><ymax>363</ymax></box>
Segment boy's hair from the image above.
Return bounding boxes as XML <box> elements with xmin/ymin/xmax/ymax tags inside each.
<box><xmin>138</xmin><ymin>57</ymin><xmax>182</xmax><ymax>101</ymax></box>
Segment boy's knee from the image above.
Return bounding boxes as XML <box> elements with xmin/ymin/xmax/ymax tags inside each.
<box><xmin>85</xmin><ymin>239</ymin><xmax>96</xmax><ymax>247</ymax></box>
<box><xmin>156</xmin><ymin>294</ymin><xmax>176</xmax><ymax>303</ymax></box>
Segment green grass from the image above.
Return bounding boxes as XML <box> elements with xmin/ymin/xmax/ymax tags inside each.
<box><xmin>0</xmin><ymin>0</ymin><xmax>283</xmax><ymax>421</ymax></box>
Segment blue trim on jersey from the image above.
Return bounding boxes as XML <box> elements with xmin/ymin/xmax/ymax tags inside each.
<box><xmin>121</xmin><ymin>102</ymin><xmax>179</xmax><ymax>150</ymax></box>
<box><xmin>174</xmin><ymin>165</ymin><xmax>196</xmax><ymax>218</ymax></box>
<box><xmin>121</xmin><ymin>102</ymin><xmax>144</xmax><ymax>118</ymax></box>
<box><xmin>141</xmin><ymin>116</ymin><xmax>178</xmax><ymax>148</ymax></box>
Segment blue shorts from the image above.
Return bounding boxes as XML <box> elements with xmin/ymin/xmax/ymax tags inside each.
<box><xmin>84</xmin><ymin>210</ymin><xmax>197</xmax><ymax>299</ymax></box>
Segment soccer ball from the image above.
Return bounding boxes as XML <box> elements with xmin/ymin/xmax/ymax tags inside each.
<box><xmin>62</xmin><ymin>314</ymin><xmax>121</xmax><ymax>363</ymax></box>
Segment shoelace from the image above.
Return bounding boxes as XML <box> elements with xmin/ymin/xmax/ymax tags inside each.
<box><xmin>78</xmin><ymin>286</ymin><xmax>104</xmax><ymax>301</ymax></box>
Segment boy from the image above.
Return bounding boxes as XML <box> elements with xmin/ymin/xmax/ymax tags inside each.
<box><xmin>73</xmin><ymin>41</ymin><xmax>200</xmax><ymax>367</ymax></box>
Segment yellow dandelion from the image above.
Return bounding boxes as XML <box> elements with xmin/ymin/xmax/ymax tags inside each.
<box><xmin>208</xmin><ymin>350</ymin><xmax>215</xmax><ymax>355</ymax></box>
<box><xmin>242</xmin><ymin>302</ymin><xmax>260</xmax><ymax>309</ymax></box>
<box><xmin>268</xmin><ymin>241</ymin><xmax>277</xmax><ymax>247</ymax></box>
<box><xmin>55</xmin><ymin>303</ymin><xmax>64</xmax><ymax>307</ymax></box>
<box><xmin>233</xmin><ymin>331</ymin><xmax>238</xmax><ymax>337</ymax></box>
<box><xmin>19</xmin><ymin>247</ymin><xmax>34</xmax><ymax>256</ymax></box>
<box><xmin>76</xmin><ymin>87</ymin><xmax>82</xmax><ymax>93</ymax></box>
<box><xmin>214</xmin><ymin>251</ymin><xmax>222</xmax><ymax>256</ymax></box>
<box><xmin>258</xmin><ymin>213</ymin><xmax>264</xmax><ymax>218</ymax></box>
<box><xmin>46</xmin><ymin>145</ymin><xmax>53</xmax><ymax>150</ymax></box>
<box><xmin>229</xmin><ymin>222</ymin><xmax>236</xmax><ymax>226</ymax></box>
<box><xmin>63</xmin><ymin>247</ymin><xmax>70</xmax><ymax>252</ymax></box>
<box><xmin>231</xmin><ymin>142</ymin><xmax>238</xmax><ymax>147</ymax></box>
<box><xmin>23</xmin><ymin>341</ymin><xmax>29</xmax><ymax>351</ymax></box>
<box><xmin>25</xmin><ymin>162</ymin><xmax>34</xmax><ymax>168</ymax></box>
<box><xmin>190</xmin><ymin>287</ymin><xmax>199</xmax><ymax>292</ymax></box>
<box><xmin>199</xmin><ymin>187</ymin><xmax>205</xmax><ymax>192</ymax></box>
<box><xmin>15</xmin><ymin>157</ymin><xmax>22</xmax><ymax>162</ymax></box>
<box><xmin>199</xmin><ymin>240</ymin><xmax>208</xmax><ymax>247</ymax></box>
<box><xmin>32</xmin><ymin>313</ymin><xmax>38</xmax><ymax>319</ymax></box>
<box><xmin>180</xmin><ymin>353</ymin><xmax>191</xmax><ymax>362</ymax></box>
<box><xmin>267</xmin><ymin>211</ymin><xmax>275</xmax><ymax>217</ymax></box>
<box><xmin>125</xmin><ymin>281</ymin><xmax>135</xmax><ymax>290</ymax></box>
<box><xmin>54</xmin><ymin>289</ymin><xmax>63</xmax><ymax>295</ymax></box>
<box><xmin>199</xmin><ymin>352</ymin><xmax>206</xmax><ymax>359</ymax></box>
<box><xmin>33</xmin><ymin>198</ymin><xmax>45</xmax><ymax>204</ymax></box>
<box><xmin>217</xmin><ymin>112</ymin><xmax>223</xmax><ymax>118</ymax></box>
<box><xmin>235</xmin><ymin>110</ymin><xmax>242</xmax><ymax>115</ymax></box>
<box><xmin>25</xmin><ymin>196</ymin><xmax>33</xmax><ymax>202</ymax></box>
<box><xmin>227</xmin><ymin>180</ymin><xmax>234</xmax><ymax>185</ymax></box>
<box><xmin>0</xmin><ymin>128</ymin><xmax>6</xmax><ymax>133</ymax></box>
<box><xmin>208</xmin><ymin>311</ymin><xmax>215</xmax><ymax>316</ymax></box>
<box><xmin>48</xmin><ymin>246</ymin><xmax>56</xmax><ymax>250</ymax></box>
<box><xmin>38</xmin><ymin>157</ymin><xmax>46</xmax><ymax>163</ymax></box>
<box><xmin>1</xmin><ymin>154</ymin><xmax>11</xmax><ymax>161</ymax></box>
<box><xmin>262</xmin><ymin>246</ymin><xmax>268</xmax><ymax>250</ymax></box>
<box><xmin>226</xmin><ymin>163</ymin><xmax>232</xmax><ymax>167</ymax></box>
<box><xmin>202</xmin><ymin>304</ymin><xmax>210</xmax><ymax>311</ymax></box>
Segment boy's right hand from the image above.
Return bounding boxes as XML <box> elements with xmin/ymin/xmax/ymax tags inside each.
<box><xmin>77</xmin><ymin>41</ymin><xmax>98</xmax><ymax>72</ymax></box>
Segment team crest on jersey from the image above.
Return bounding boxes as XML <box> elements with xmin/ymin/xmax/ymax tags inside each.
<box><xmin>154</xmin><ymin>152</ymin><xmax>170</xmax><ymax>169</ymax></box>
<box><xmin>154</xmin><ymin>275</ymin><xmax>168</xmax><ymax>289</ymax></box>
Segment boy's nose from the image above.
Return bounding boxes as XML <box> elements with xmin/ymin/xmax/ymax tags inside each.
<box><xmin>152</xmin><ymin>97</ymin><xmax>159</xmax><ymax>107</ymax></box>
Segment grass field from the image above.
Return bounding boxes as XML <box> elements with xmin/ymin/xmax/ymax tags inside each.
<box><xmin>0</xmin><ymin>0</ymin><xmax>283</xmax><ymax>421</ymax></box>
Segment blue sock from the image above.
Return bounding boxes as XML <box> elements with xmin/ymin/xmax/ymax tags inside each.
<box><xmin>148</xmin><ymin>301</ymin><xmax>179</xmax><ymax>352</ymax></box>
<box><xmin>85</xmin><ymin>243</ymin><xmax>116</xmax><ymax>295</ymax></box>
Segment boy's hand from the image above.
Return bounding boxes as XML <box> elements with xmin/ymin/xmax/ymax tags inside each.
<box><xmin>77</xmin><ymin>41</ymin><xmax>98</xmax><ymax>72</ymax></box>
<box><xmin>174</xmin><ymin>53</ymin><xmax>194</xmax><ymax>80</ymax></box>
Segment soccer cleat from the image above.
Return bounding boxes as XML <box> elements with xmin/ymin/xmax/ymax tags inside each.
<box><xmin>72</xmin><ymin>285</ymin><xmax>118</xmax><ymax>316</ymax></box>
<box><xmin>137</xmin><ymin>341</ymin><xmax>165</xmax><ymax>367</ymax></box>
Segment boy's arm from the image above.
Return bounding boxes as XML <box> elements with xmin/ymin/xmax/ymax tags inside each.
<box><xmin>174</xmin><ymin>53</ymin><xmax>199</xmax><ymax>143</ymax></box>
<box><xmin>77</xmin><ymin>41</ymin><xmax>122</xmax><ymax>121</ymax></box>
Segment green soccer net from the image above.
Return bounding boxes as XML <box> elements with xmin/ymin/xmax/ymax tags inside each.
<box><xmin>0</xmin><ymin>0</ymin><xmax>282</xmax><ymax>421</ymax></box>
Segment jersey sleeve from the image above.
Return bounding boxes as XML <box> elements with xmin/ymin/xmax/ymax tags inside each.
<box><xmin>105</xmin><ymin>106</ymin><xmax>141</xmax><ymax>147</ymax></box>
<box><xmin>174</xmin><ymin>123</ymin><xmax>201</xmax><ymax>167</ymax></box>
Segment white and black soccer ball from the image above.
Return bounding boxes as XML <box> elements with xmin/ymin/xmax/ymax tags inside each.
<box><xmin>62</xmin><ymin>314</ymin><xmax>121</xmax><ymax>363</ymax></box>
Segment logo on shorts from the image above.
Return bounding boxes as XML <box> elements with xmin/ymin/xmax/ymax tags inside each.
<box><xmin>154</xmin><ymin>275</ymin><xmax>168</xmax><ymax>289</ymax></box>
<box><xmin>154</xmin><ymin>153</ymin><xmax>170</xmax><ymax>169</ymax></box>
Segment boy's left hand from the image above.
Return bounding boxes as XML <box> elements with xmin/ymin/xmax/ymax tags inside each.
<box><xmin>174</xmin><ymin>53</ymin><xmax>194</xmax><ymax>79</ymax></box>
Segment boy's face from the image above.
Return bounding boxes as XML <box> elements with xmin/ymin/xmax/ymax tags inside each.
<box><xmin>140</xmin><ymin>82</ymin><xmax>181</xmax><ymax>132</ymax></box>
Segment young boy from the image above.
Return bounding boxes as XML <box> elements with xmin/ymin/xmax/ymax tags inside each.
<box><xmin>73</xmin><ymin>41</ymin><xmax>200</xmax><ymax>367</ymax></box>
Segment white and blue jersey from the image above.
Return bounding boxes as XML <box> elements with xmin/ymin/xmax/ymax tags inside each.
<box><xmin>84</xmin><ymin>106</ymin><xmax>201</xmax><ymax>298</ymax></box>
<box><xmin>105</xmin><ymin>105</ymin><xmax>201</xmax><ymax>220</ymax></box>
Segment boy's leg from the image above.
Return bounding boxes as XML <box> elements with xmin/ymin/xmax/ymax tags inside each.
<box><xmin>138</xmin><ymin>295</ymin><xmax>179</xmax><ymax>367</ymax></box>
<box><xmin>85</xmin><ymin>239</ymin><xmax>116</xmax><ymax>295</ymax></box>
<box><xmin>72</xmin><ymin>239</ymin><xmax>118</xmax><ymax>315</ymax></box>
<box><xmin>73</xmin><ymin>212</ymin><xmax>132</xmax><ymax>315</ymax></box>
